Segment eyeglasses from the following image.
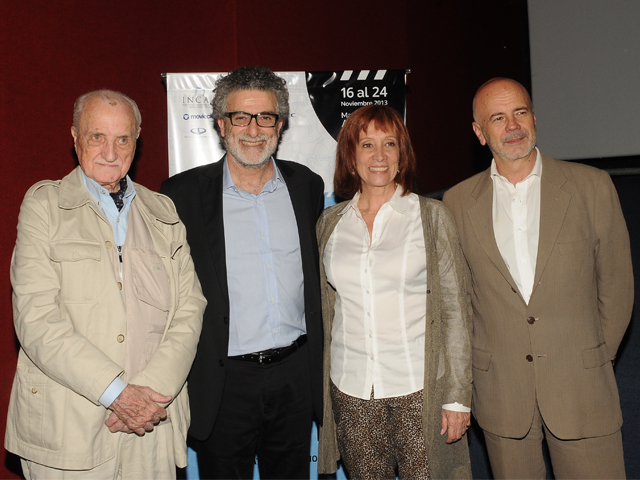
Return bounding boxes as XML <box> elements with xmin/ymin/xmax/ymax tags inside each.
<box><xmin>225</xmin><ymin>111</ymin><xmax>280</xmax><ymax>128</ymax></box>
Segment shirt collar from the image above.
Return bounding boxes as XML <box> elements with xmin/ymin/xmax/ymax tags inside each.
<box><xmin>387</xmin><ymin>185</ymin><xmax>409</xmax><ymax>213</ymax></box>
<box><xmin>222</xmin><ymin>156</ymin><xmax>283</xmax><ymax>193</ymax></box>
<box><xmin>340</xmin><ymin>184</ymin><xmax>407</xmax><ymax>215</ymax></box>
<box><xmin>81</xmin><ymin>169</ymin><xmax>135</xmax><ymax>204</ymax></box>
<box><xmin>490</xmin><ymin>147</ymin><xmax>542</xmax><ymax>183</ymax></box>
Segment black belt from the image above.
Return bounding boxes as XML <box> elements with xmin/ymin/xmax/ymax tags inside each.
<box><xmin>230</xmin><ymin>335</ymin><xmax>307</xmax><ymax>365</ymax></box>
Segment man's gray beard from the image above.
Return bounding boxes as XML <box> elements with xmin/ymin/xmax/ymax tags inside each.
<box><xmin>485</xmin><ymin>129</ymin><xmax>537</xmax><ymax>162</ymax></box>
<box><xmin>224</xmin><ymin>137</ymin><xmax>277</xmax><ymax>170</ymax></box>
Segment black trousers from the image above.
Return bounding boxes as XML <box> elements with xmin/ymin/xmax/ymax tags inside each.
<box><xmin>195</xmin><ymin>343</ymin><xmax>313</xmax><ymax>480</ymax></box>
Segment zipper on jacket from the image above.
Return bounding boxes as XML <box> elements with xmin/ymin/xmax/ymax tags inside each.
<box><xmin>117</xmin><ymin>245</ymin><xmax>123</xmax><ymax>280</ymax></box>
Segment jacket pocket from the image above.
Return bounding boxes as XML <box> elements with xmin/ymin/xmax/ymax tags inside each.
<box><xmin>557</xmin><ymin>237</ymin><xmax>590</xmax><ymax>256</ymax></box>
<box><xmin>50</xmin><ymin>240</ymin><xmax>102</xmax><ymax>303</ymax></box>
<box><xmin>130</xmin><ymin>248</ymin><xmax>171</xmax><ymax>365</ymax></box>
<box><xmin>14</xmin><ymin>364</ymin><xmax>65</xmax><ymax>451</ymax></box>
<box><xmin>472</xmin><ymin>347</ymin><xmax>491</xmax><ymax>371</ymax></box>
<box><xmin>582</xmin><ymin>343</ymin><xmax>611</xmax><ymax>369</ymax></box>
<box><xmin>131</xmin><ymin>248</ymin><xmax>171</xmax><ymax>314</ymax></box>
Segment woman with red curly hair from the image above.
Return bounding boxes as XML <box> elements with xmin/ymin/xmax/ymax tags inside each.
<box><xmin>317</xmin><ymin>105</ymin><xmax>472</xmax><ymax>479</ymax></box>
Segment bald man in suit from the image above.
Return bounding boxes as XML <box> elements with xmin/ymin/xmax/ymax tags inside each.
<box><xmin>443</xmin><ymin>78</ymin><xmax>633</xmax><ymax>478</ymax></box>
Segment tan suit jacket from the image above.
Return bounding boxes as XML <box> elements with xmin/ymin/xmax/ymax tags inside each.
<box><xmin>443</xmin><ymin>152</ymin><xmax>633</xmax><ymax>440</ymax></box>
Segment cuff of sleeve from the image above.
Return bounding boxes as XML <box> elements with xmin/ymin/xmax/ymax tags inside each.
<box><xmin>99</xmin><ymin>377</ymin><xmax>128</xmax><ymax>408</ymax></box>
<box><xmin>442</xmin><ymin>402</ymin><xmax>471</xmax><ymax>413</ymax></box>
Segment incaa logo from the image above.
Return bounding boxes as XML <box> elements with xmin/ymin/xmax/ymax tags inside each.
<box><xmin>182</xmin><ymin>95</ymin><xmax>210</xmax><ymax>105</ymax></box>
<box><xmin>190</xmin><ymin>128</ymin><xmax>206</xmax><ymax>135</ymax></box>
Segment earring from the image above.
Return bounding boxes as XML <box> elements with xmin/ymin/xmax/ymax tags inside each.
<box><xmin>351</xmin><ymin>171</ymin><xmax>356</xmax><ymax>176</ymax></box>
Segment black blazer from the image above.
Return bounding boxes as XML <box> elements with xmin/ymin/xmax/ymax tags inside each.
<box><xmin>161</xmin><ymin>157</ymin><xmax>325</xmax><ymax>440</ymax></box>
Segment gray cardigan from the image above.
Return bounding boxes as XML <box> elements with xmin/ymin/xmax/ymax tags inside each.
<box><xmin>316</xmin><ymin>195</ymin><xmax>472</xmax><ymax>478</ymax></box>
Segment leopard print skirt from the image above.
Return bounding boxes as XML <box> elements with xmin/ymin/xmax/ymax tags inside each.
<box><xmin>330</xmin><ymin>381</ymin><xmax>430</xmax><ymax>480</ymax></box>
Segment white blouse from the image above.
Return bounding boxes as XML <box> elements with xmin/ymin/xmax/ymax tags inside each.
<box><xmin>324</xmin><ymin>187</ymin><xmax>428</xmax><ymax>400</ymax></box>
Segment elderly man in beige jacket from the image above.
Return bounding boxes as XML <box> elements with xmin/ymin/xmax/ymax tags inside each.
<box><xmin>5</xmin><ymin>90</ymin><xmax>206</xmax><ymax>479</ymax></box>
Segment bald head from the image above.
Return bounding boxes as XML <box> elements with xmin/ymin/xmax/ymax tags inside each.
<box><xmin>472</xmin><ymin>78</ymin><xmax>533</xmax><ymax>123</ymax></box>
<box><xmin>471</xmin><ymin>77</ymin><xmax>537</xmax><ymax>171</ymax></box>
<box><xmin>73</xmin><ymin>90</ymin><xmax>141</xmax><ymax>133</ymax></box>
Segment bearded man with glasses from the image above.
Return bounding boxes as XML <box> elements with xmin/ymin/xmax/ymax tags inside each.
<box><xmin>161</xmin><ymin>66</ymin><xmax>325</xmax><ymax>479</ymax></box>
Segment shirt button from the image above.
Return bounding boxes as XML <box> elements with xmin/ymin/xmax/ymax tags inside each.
<box><xmin>527</xmin><ymin>317</ymin><xmax>536</xmax><ymax>325</ymax></box>
<box><xmin>260</xmin><ymin>232</ymin><xmax>264</xmax><ymax>238</ymax></box>
<box><xmin>117</xmin><ymin>334</ymin><xmax>125</xmax><ymax>343</ymax></box>
<box><xmin>270</xmin><ymin>297</ymin><xmax>274</xmax><ymax>302</ymax></box>
<box><xmin>105</xmin><ymin>241</ymin><xmax>112</xmax><ymax>249</ymax></box>
<box><xmin>526</xmin><ymin>354</ymin><xmax>533</xmax><ymax>362</ymax></box>
<box><xmin>31</xmin><ymin>387</ymin><xmax>38</xmax><ymax>394</ymax></box>
<box><xmin>266</xmin><ymin>264</ymin><xmax>270</xmax><ymax>269</ymax></box>
<box><xmin>366</xmin><ymin>290</ymin><xmax>370</xmax><ymax>294</ymax></box>
<box><xmin>118</xmin><ymin>282</ymin><xmax>122</xmax><ymax>290</ymax></box>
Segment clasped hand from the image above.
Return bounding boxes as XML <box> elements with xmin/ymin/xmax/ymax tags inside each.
<box><xmin>105</xmin><ymin>384</ymin><xmax>172</xmax><ymax>435</ymax></box>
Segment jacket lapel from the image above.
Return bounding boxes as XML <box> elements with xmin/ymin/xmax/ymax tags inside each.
<box><xmin>317</xmin><ymin>204</ymin><xmax>345</xmax><ymax>261</ymax></box>
<box><xmin>200</xmin><ymin>160</ymin><xmax>230</xmax><ymax>304</ymax></box>
<box><xmin>531</xmin><ymin>154</ymin><xmax>570</xmax><ymax>298</ymax></box>
<box><xmin>277</xmin><ymin>160</ymin><xmax>312</xmax><ymax>259</ymax></box>
<box><xmin>467</xmin><ymin>170</ymin><xmax>521</xmax><ymax>295</ymax></box>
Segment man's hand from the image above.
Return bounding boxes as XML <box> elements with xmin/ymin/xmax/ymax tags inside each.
<box><xmin>104</xmin><ymin>412</ymin><xmax>131</xmax><ymax>433</ymax></box>
<box><xmin>105</xmin><ymin>384</ymin><xmax>172</xmax><ymax>435</ymax></box>
<box><xmin>441</xmin><ymin>409</ymin><xmax>471</xmax><ymax>444</ymax></box>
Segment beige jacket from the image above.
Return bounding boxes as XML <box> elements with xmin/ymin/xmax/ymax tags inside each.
<box><xmin>443</xmin><ymin>153</ymin><xmax>633</xmax><ymax>439</ymax></box>
<box><xmin>316</xmin><ymin>195</ymin><xmax>472</xmax><ymax>479</ymax></box>
<box><xmin>5</xmin><ymin>167</ymin><xmax>206</xmax><ymax>470</ymax></box>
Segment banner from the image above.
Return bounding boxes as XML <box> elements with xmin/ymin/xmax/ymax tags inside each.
<box><xmin>166</xmin><ymin>70</ymin><xmax>407</xmax><ymax>205</ymax></box>
<box><xmin>165</xmin><ymin>70</ymin><xmax>407</xmax><ymax>479</ymax></box>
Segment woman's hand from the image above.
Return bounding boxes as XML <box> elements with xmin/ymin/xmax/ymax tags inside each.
<box><xmin>441</xmin><ymin>409</ymin><xmax>471</xmax><ymax>443</ymax></box>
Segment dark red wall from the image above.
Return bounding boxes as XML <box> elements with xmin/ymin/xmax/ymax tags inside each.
<box><xmin>0</xmin><ymin>1</ymin><xmax>528</xmax><ymax>477</ymax></box>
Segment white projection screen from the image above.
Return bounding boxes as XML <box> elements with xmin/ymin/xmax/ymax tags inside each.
<box><xmin>528</xmin><ymin>0</ymin><xmax>640</xmax><ymax>161</ymax></box>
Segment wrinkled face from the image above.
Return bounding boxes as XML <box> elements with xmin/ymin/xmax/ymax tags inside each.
<box><xmin>355</xmin><ymin>122</ymin><xmax>400</xmax><ymax>194</ymax></box>
<box><xmin>71</xmin><ymin>98</ymin><xmax>139</xmax><ymax>192</ymax></box>
<box><xmin>472</xmin><ymin>80</ymin><xmax>537</xmax><ymax>164</ymax></box>
<box><xmin>217</xmin><ymin>89</ymin><xmax>283</xmax><ymax>169</ymax></box>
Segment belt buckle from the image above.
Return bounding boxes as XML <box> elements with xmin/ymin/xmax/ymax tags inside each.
<box><xmin>258</xmin><ymin>353</ymin><xmax>265</xmax><ymax>365</ymax></box>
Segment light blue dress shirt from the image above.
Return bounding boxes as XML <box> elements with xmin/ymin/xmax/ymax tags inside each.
<box><xmin>222</xmin><ymin>158</ymin><xmax>306</xmax><ymax>356</ymax></box>
<box><xmin>81</xmin><ymin>170</ymin><xmax>135</xmax><ymax>407</ymax></box>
